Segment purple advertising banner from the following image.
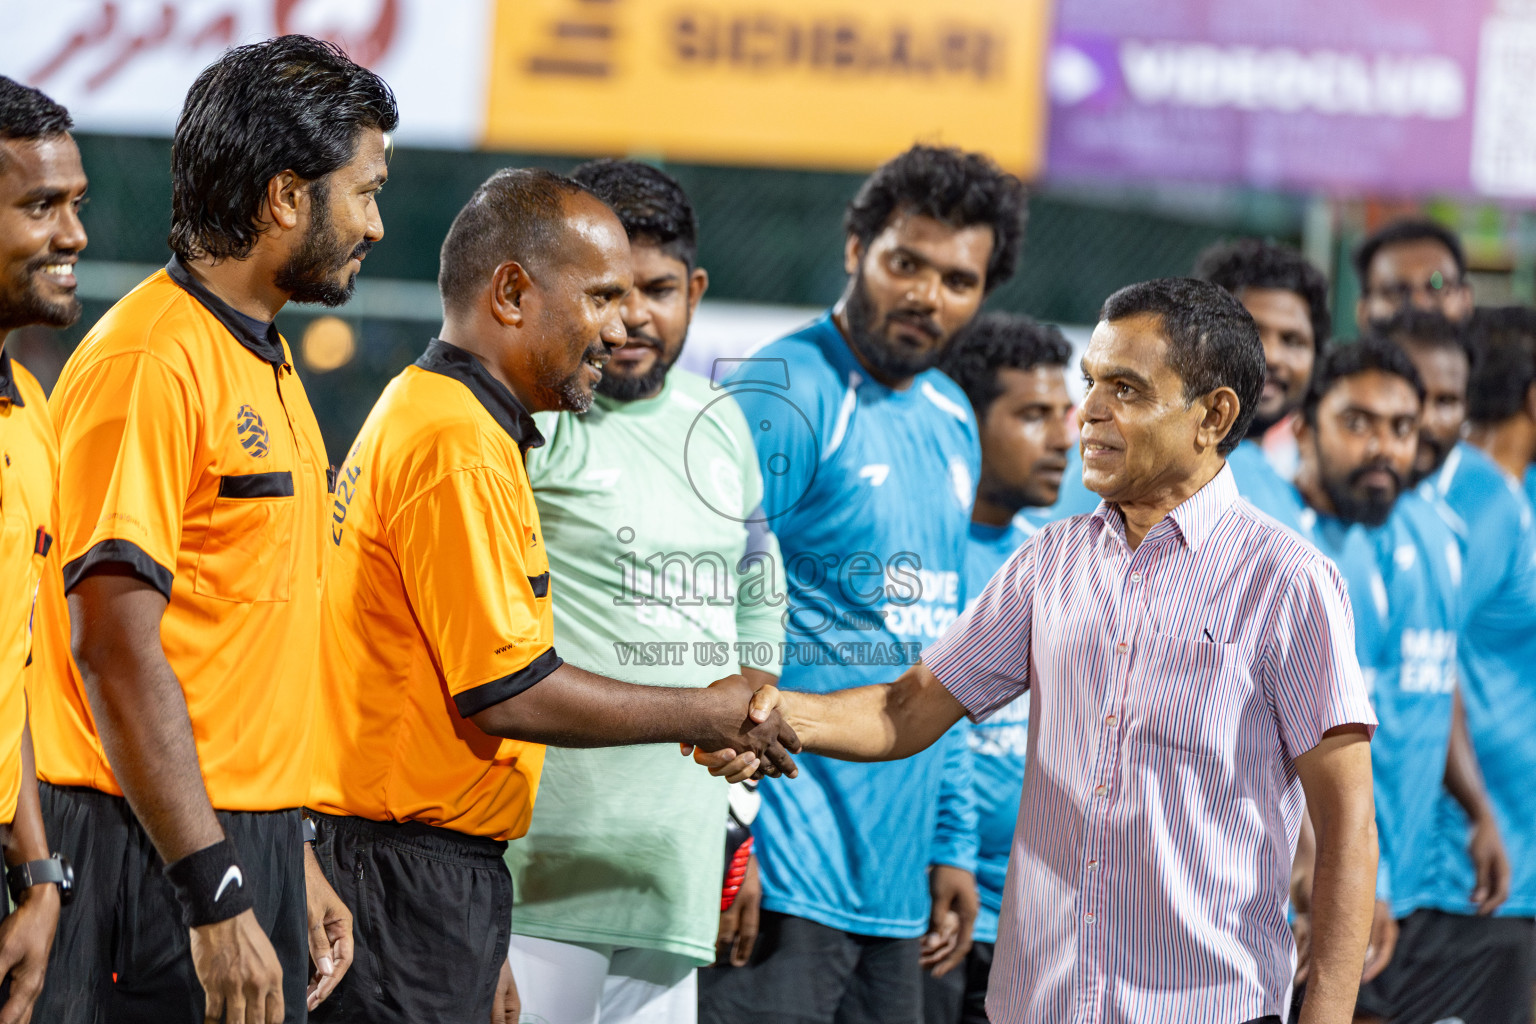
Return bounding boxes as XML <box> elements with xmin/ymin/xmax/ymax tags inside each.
<box><xmin>1045</xmin><ymin>0</ymin><xmax>1536</xmax><ymax>198</ymax></box>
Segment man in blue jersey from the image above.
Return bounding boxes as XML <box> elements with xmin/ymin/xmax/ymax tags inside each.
<box><xmin>923</xmin><ymin>313</ymin><xmax>1073</xmax><ymax>1024</ymax></box>
<box><xmin>1195</xmin><ymin>238</ymin><xmax>1331</xmax><ymax>529</ymax></box>
<box><xmin>1373</xmin><ymin>310</ymin><xmax>1472</xmax><ymax>488</ymax></box>
<box><xmin>696</xmin><ymin>144</ymin><xmax>1025</xmax><ymax>1024</ymax></box>
<box><xmin>1286</xmin><ymin>339</ymin><xmax>1478</xmax><ymax>1021</ymax></box>
<box><xmin>1356</xmin><ymin>307</ymin><xmax>1536</xmax><ymax>1024</ymax></box>
<box><xmin>1378</xmin><ymin>309</ymin><xmax>1510</xmax><ymax>920</ymax></box>
<box><xmin>1354</xmin><ymin>219</ymin><xmax>1474</xmax><ymax>332</ymax></box>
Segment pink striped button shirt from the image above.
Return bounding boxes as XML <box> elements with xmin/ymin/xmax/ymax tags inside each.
<box><xmin>924</xmin><ymin>465</ymin><xmax>1375</xmax><ymax>1024</ymax></box>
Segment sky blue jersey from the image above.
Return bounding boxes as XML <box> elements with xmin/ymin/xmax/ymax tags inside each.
<box><xmin>1025</xmin><ymin>445</ymin><xmax>1101</xmax><ymax>528</ymax></box>
<box><xmin>956</xmin><ymin>515</ymin><xmax>1041</xmax><ymax>943</ymax></box>
<box><xmin>1227</xmin><ymin>439</ymin><xmax>1306</xmax><ymax>532</ymax></box>
<box><xmin>726</xmin><ymin>312</ymin><xmax>982</xmax><ymax>936</ymax></box>
<box><xmin>1419</xmin><ymin>444</ymin><xmax>1536</xmax><ymax>917</ymax></box>
<box><xmin>1296</xmin><ymin>493</ymin><xmax>1460</xmax><ymax>915</ymax></box>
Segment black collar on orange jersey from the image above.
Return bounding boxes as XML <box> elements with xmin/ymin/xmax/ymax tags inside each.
<box><xmin>414</xmin><ymin>339</ymin><xmax>546</xmax><ymax>453</ymax></box>
<box><xmin>0</xmin><ymin>346</ymin><xmax>22</xmax><ymax>407</ymax></box>
<box><xmin>165</xmin><ymin>256</ymin><xmax>286</xmax><ymax>366</ymax></box>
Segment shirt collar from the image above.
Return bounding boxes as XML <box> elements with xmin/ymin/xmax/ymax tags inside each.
<box><xmin>1091</xmin><ymin>462</ymin><xmax>1239</xmax><ymax>551</ymax></box>
<box><xmin>0</xmin><ymin>346</ymin><xmax>22</xmax><ymax>407</ymax></box>
<box><xmin>165</xmin><ymin>256</ymin><xmax>286</xmax><ymax>366</ymax></box>
<box><xmin>414</xmin><ymin>339</ymin><xmax>545</xmax><ymax>452</ymax></box>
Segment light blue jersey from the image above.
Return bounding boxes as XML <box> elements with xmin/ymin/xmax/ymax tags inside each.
<box><xmin>1227</xmin><ymin>439</ymin><xmax>1306</xmax><ymax>532</ymax></box>
<box><xmin>1420</xmin><ymin>444</ymin><xmax>1536</xmax><ymax>917</ymax></box>
<box><xmin>728</xmin><ymin>312</ymin><xmax>981</xmax><ymax>936</ymax></box>
<box><xmin>1297</xmin><ymin>493</ymin><xmax>1460</xmax><ymax>916</ymax></box>
<box><xmin>959</xmin><ymin>515</ymin><xmax>1039</xmax><ymax>943</ymax></box>
<box><xmin>1024</xmin><ymin>445</ymin><xmax>1100</xmax><ymax>528</ymax></box>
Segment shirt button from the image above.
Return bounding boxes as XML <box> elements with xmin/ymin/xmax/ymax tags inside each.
<box><xmin>1085</xmin><ymin>912</ymin><xmax>1096</xmax><ymax>923</ymax></box>
<box><xmin>1094</xmin><ymin>784</ymin><xmax>1108</xmax><ymax>797</ymax></box>
<box><xmin>1105</xmin><ymin>715</ymin><xmax>1117</xmax><ymax>728</ymax></box>
<box><xmin>1130</xmin><ymin>571</ymin><xmax>1142</xmax><ymax>583</ymax></box>
<box><xmin>1115</xmin><ymin>642</ymin><xmax>1129</xmax><ymax>655</ymax></box>
<box><xmin>1086</xmin><ymin>859</ymin><xmax>1099</xmax><ymax>869</ymax></box>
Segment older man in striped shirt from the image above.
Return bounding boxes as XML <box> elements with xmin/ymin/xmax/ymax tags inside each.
<box><xmin>719</xmin><ymin>278</ymin><xmax>1379</xmax><ymax>1024</ymax></box>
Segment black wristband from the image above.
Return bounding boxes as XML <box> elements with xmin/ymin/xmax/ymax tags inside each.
<box><xmin>164</xmin><ymin>839</ymin><xmax>253</xmax><ymax>927</ymax></box>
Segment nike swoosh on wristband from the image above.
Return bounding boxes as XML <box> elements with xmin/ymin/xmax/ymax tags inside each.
<box><xmin>215</xmin><ymin>865</ymin><xmax>244</xmax><ymax>903</ymax></box>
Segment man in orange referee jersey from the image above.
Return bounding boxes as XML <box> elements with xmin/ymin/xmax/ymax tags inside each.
<box><xmin>30</xmin><ymin>37</ymin><xmax>394</xmax><ymax>1024</ymax></box>
<box><xmin>0</xmin><ymin>74</ymin><xmax>82</xmax><ymax>1024</ymax></box>
<box><xmin>306</xmin><ymin>167</ymin><xmax>800</xmax><ymax>1024</ymax></box>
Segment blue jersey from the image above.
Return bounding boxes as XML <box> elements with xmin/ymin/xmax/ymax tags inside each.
<box><xmin>1420</xmin><ymin>445</ymin><xmax>1536</xmax><ymax>916</ymax></box>
<box><xmin>1297</xmin><ymin>494</ymin><xmax>1459</xmax><ymax>915</ymax></box>
<box><xmin>1024</xmin><ymin>445</ymin><xmax>1101</xmax><ymax>528</ymax></box>
<box><xmin>957</xmin><ymin>515</ymin><xmax>1039</xmax><ymax>943</ymax></box>
<box><xmin>729</xmin><ymin>312</ymin><xmax>981</xmax><ymax>936</ymax></box>
<box><xmin>1227</xmin><ymin>439</ymin><xmax>1306</xmax><ymax>532</ymax></box>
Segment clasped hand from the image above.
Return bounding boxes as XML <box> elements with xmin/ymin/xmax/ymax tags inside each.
<box><xmin>680</xmin><ymin>676</ymin><xmax>798</xmax><ymax>783</ymax></box>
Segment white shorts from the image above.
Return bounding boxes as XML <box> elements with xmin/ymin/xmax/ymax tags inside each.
<box><xmin>508</xmin><ymin>933</ymin><xmax>698</xmax><ymax>1024</ymax></box>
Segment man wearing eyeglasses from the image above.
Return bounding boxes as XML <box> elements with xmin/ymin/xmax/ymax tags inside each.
<box><xmin>1353</xmin><ymin>219</ymin><xmax>1473</xmax><ymax>332</ymax></box>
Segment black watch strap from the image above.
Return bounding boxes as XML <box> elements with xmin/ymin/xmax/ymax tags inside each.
<box><xmin>7</xmin><ymin>854</ymin><xmax>73</xmax><ymax>905</ymax></box>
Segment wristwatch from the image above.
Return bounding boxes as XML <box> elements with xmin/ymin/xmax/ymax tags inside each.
<box><xmin>7</xmin><ymin>853</ymin><xmax>73</xmax><ymax>906</ymax></box>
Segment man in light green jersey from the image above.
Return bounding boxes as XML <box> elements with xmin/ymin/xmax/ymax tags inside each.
<box><xmin>504</xmin><ymin>159</ymin><xmax>785</xmax><ymax>1023</ymax></box>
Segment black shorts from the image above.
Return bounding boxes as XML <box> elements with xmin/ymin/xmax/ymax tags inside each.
<box><xmin>1355</xmin><ymin>908</ymin><xmax>1536</xmax><ymax>1024</ymax></box>
<box><xmin>698</xmin><ymin>909</ymin><xmax>922</xmax><ymax>1024</ymax></box>
<box><xmin>922</xmin><ymin>939</ymin><xmax>993</xmax><ymax>1024</ymax></box>
<box><xmin>307</xmin><ymin>810</ymin><xmax>512</xmax><ymax>1024</ymax></box>
<box><xmin>33</xmin><ymin>783</ymin><xmax>308</xmax><ymax>1024</ymax></box>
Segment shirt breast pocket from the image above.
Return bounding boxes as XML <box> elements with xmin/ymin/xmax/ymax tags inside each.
<box><xmin>193</xmin><ymin>471</ymin><xmax>296</xmax><ymax>604</ymax></box>
<box><xmin>1129</xmin><ymin>633</ymin><xmax>1253</xmax><ymax>763</ymax></box>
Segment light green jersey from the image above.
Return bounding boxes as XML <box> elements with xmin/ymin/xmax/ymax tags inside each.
<box><xmin>506</xmin><ymin>368</ymin><xmax>784</xmax><ymax>963</ymax></box>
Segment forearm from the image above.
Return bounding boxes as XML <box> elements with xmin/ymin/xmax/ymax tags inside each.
<box><xmin>70</xmin><ymin>585</ymin><xmax>223</xmax><ymax>863</ymax></box>
<box><xmin>0</xmin><ymin>721</ymin><xmax>49</xmax><ymax>872</ymax></box>
<box><xmin>1443</xmin><ymin>692</ymin><xmax>1492</xmax><ymax>822</ymax></box>
<box><xmin>2</xmin><ymin>722</ymin><xmax>50</xmax><ymax>866</ymax></box>
<box><xmin>783</xmin><ymin>663</ymin><xmax>964</xmax><ymax>762</ymax></box>
<box><xmin>1298</xmin><ymin>809</ymin><xmax>1377</xmax><ymax>1023</ymax></box>
<box><xmin>473</xmin><ymin>662</ymin><xmax>729</xmax><ymax>747</ymax></box>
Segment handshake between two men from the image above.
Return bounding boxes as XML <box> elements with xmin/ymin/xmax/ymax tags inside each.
<box><xmin>469</xmin><ymin>662</ymin><xmax>807</xmax><ymax>781</ymax></box>
<box><xmin>469</xmin><ymin>656</ymin><xmax>963</xmax><ymax>783</ymax></box>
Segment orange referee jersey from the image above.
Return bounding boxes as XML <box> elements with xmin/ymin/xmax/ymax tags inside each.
<box><xmin>34</xmin><ymin>258</ymin><xmax>329</xmax><ymax>811</ymax></box>
<box><xmin>308</xmin><ymin>339</ymin><xmax>555</xmax><ymax>841</ymax></box>
<box><xmin>0</xmin><ymin>349</ymin><xmax>54</xmax><ymax>824</ymax></box>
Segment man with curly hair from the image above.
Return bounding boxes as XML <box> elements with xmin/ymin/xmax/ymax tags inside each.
<box><xmin>698</xmin><ymin>144</ymin><xmax>1026</xmax><ymax>1024</ymax></box>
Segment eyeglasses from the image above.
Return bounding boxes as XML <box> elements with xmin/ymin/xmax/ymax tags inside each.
<box><xmin>1365</xmin><ymin>271</ymin><xmax>1468</xmax><ymax>305</ymax></box>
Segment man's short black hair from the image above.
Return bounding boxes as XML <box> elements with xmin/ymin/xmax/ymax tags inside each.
<box><xmin>438</xmin><ymin>167</ymin><xmax>596</xmax><ymax>317</ymax></box>
<box><xmin>1303</xmin><ymin>337</ymin><xmax>1426</xmax><ymax>425</ymax></box>
<box><xmin>844</xmin><ymin>144</ymin><xmax>1026</xmax><ymax>293</ymax></box>
<box><xmin>1353</xmin><ymin>218</ymin><xmax>1467</xmax><ymax>289</ymax></box>
<box><xmin>939</xmin><ymin>312</ymin><xmax>1071</xmax><ymax>420</ymax></box>
<box><xmin>1193</xmin><ymin>237</ymin><xmax>1331</xmax><ymax>349</ymax></box>
<box><xmin>570</xmin><ymin>159</ymin><xmax>697</xmax><ymax>270</ymax></box>
<box><xmin>0</xmin><ymin>75</ymin><xmax>72</xmax><ymax>141</ymax></box>
<box><xmin>1465</xmin><ymin>306</ymin><xmax>1536</xmax><ymax>424</ymax></box>
<box><xmin>169</xmin><ymin>35</ymin><xmax>398</xmax><ymax>262</ymax></box>
<box><xmin>1099</xmin><ymin>278</ymin><xmax>1263</xmax><ymax>456</ymax></box>
<box><xmin>1369</xmin><ymin>307</ymin><xmax>1471</xmax><ymax>365</ymax></box>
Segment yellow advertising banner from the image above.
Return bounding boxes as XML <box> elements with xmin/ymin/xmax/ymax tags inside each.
<box><xmin>484</xmin><ymin>0</ymin><xmax>1052</xmax><ymax>174</ymax></box>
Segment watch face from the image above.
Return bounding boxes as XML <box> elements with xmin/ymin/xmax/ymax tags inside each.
<box><xmin>56</xmin><ymin>854</ymin><xmax>74</xmax><ymax>904</ymax></box>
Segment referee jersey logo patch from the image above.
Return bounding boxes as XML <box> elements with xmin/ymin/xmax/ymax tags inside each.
<box><xmin>236</xmin><ymin>404</ymin><xmax>270</xmax><ymax>458</ymax></box>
